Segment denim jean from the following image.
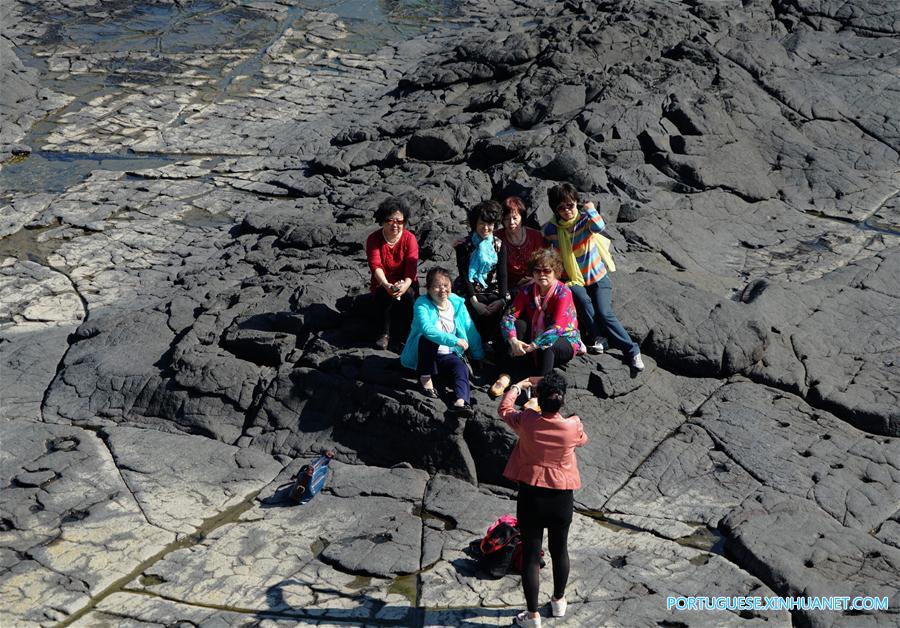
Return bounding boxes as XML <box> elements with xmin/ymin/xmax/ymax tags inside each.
<box><xmin>569</xmin><ymin>274</ymin><xmax>639</xmax><ymax>358</ymax></box>
<box><xmin>417</xmin><ymin>337</ymin><xmax>470</xmax><ymax>402</ymax></box>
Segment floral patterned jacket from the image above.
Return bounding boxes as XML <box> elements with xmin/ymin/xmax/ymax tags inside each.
<box><xmin>501</xmin><ymin>281</ymin><xmax>585</xmax><ymax>354</ymax></box>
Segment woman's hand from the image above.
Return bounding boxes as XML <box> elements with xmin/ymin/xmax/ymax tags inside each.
<box><xmin>456</xmin><ymin>338</ymin><xmax>469</xmax><ymax>351</ymax></box>
<box><xmin>509</xmin><ymin>338</ymin><xmax>529</xmax><ymax>357</ymax></box>
<box><xmin>486</xmin><ymin>300</ymin><xmax>505</xmax><ymax>315</ymax></box>
<box><xmin>470</xmin><ymin>296</ymin><xmax>489</xmax><ymax>316</ymax></box>
<box><xmin>514</xmin><ymin>378</ymin><xmax>533</xmax><ymax>390</ymax></box>
<box><xmin>393</xmin><ymin>278</ymin><xmax>412</xmax><ymax>297</ymax></box>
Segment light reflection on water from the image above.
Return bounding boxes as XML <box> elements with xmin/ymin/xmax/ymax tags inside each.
<box><xmin>1</xmin><ymin>0</ymin><xmax>459</xmax><ymax>199</ymax></box>
<box><xmin>1</xmin><ymin>152</ymin><xmax>179</xmax><ymax>195</ymax></box>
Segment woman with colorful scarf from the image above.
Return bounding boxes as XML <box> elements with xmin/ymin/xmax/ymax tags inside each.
<box><xmin>454</xmin><ymin>200</ymin><xmax>509</xmax><ymax>339</ymax></box>
<box><xmin>491</xmin><ymin>248</ymin><xmax>585</xmax><ymax>398</ymax></box>
<box><xmin>542</xmin><ymin>183</ymin><xmax>644</xmax><ymax>371</ymax></box>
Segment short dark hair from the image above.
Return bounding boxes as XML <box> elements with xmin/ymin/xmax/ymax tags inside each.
<box><xmin>537</xmin><ymin>371</ymin><xmax>567</xmax><ymax>414</ymax></box>
<box><xmin>468</xmin><ymin>200</ymin><xmax>502</xmax><ymax>232</ymax></box>
<box><xmin>425</xmin><ymin>266</ymin><xmax>452</xmax><ymax>289</ymax></box>
<box><xmin>547</xmin><ymin>183</ymin><xmax>579</xmax><ymax>214</ymax></box>
<box><xmin>527</xmin><ymin>247</ymin><xmax>562</xmax><ymax>277</ymax></box>
<box><xmin>501</xmin><ymin>196</ymin><xmax>526</xmax><ymax>218</ymax></box>
<box><xmin>374</xmin><ymin>196</ymin><xmax>411</xmax><ymax>225</ymax></box>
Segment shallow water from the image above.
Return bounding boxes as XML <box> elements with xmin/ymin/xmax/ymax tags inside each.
<box><xmin>0</xmin><ymin>151</ymin><xmax>179</xmax><ymax>195</ymax></box>
<box><xmin>1</xmin><ymin>0</ymin><xmax>459</xmax><ymax>201</ymax></box>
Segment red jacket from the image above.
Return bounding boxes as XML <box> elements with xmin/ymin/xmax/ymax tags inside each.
<box><xmin>366</xmin><ymin>229</ymin><xmax>418</xmax><ymax>293</ymax></box>
<box><xmin>498</xmin><ymin>388</ymin><xmax>588</xmax><ymax>490</ymax></box>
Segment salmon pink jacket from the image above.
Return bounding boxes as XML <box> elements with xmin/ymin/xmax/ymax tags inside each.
<box><xmin>498</xmin><ymin>388</ymin><xmax>589</xmax><ymax>490</ymax></box>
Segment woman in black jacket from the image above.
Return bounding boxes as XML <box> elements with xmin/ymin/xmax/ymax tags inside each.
<box><xmin>454</xmin><ymin>200</ymin><xmax>509</xmax><ymax>340</ymax></box>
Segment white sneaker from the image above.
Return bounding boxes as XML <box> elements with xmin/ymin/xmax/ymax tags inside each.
<box><xmin>515</xmin><ymin>611</ymin><xmax>542</xmax><ymax>627</ymax></box>
<box><xmin>631</xmin><ymin>353</ymin><xmax>645</xmax><ymax>371</ymax></box>
<box><xmin>587</xmin><ymin>341</ymin><xmax>604</xmax><ymax>355</ymax></box>
<box><xmin>550</xmin><ymin>597</ymin><xmax>567</xmax><ymax>617</ymax></box>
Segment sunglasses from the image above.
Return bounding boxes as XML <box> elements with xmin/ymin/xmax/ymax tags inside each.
<box><xmin>384</xmin><ymin>218</ymin><xmax>405</xmax><ymax>225</ymax></box>
<box><xmin>532</xmin><ymin>267</ymin><xmax>554</xmax><ymax>275</ymax></box>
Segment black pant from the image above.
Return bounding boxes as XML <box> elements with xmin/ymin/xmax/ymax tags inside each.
<box><xmin>465</xmin><ymin>291</ymin><xmax>505</xmax><ymax>345</ymax></box>
<box><xmin>372</xmin><ymin>286</ymin><xmax>415</xmax><ymax>337</ymax></box>
<box><xmin>517</xmin><ymin>483</ymin><xmax>574</xmax><ymax>613</ymax></box>
<box><xmin>505</xmin><ymin>318</ymin><xmax>574</xmax><ymax>377</ymax></box>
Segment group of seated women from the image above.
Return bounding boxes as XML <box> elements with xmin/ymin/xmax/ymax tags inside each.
<box><xmin>364</xmin><ymin>183</ymin><xmax>644</xmax><ymax>416</ymax></box>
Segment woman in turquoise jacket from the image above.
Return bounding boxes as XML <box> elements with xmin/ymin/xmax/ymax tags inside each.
<box><xmin>401</xmin><ymin>267</ymin><xmax>485</xmax><ymax>415</ymax></box>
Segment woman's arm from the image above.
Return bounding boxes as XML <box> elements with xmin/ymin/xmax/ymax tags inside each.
<box><xmin>459</xmin><ymin>302</ymin><xmax>485</xmax><ymax>360</ymax></box>
<box><xmin>454</xmin><ymin>241</ymin><xmax>476</xmax><ymax>299</ymax></box>
<box><xmin>573</xmin><ymin>416</ymin><xmax>589</xmax><ymax>447</ymax></box>
<box><xmin>496</xmin><ymin>241</ymin><xmax>509</xmax><ymax>299</ymax></box>
<box><xmin>582</xmin><ymin>202</ymin><xmax>606</xmax><ymax>234</ymax></box>
<box><xmin>403</xmin><ymin>232</ymin><xmax>419</xmax><ymax>282</ymax></box>
<box><xmin>498</xmin><ymin>385</ymin><xmax>525</xmax><ymax>431</ymax></box>
<box><xmin>500</xmin><ymin>288</ymin><xmax>528</xmax><ymax>342</ymax></box>
<box><xmin>366</xmin><ymin>234</ymin><xmax>392</xmax><ymax>289</ymax></box>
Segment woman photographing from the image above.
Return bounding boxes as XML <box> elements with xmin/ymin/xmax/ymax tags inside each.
<box><xmin>498</xmin><ymin>372</ymin><xmax>588</xmax><ymax>627</ymax></box>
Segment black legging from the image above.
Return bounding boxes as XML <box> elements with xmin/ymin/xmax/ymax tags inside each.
<box><xmin>506</xmin><ymin>318</ymin><xmax>574</xmax><ymax>377</ymax></box>
<box><xmin>517</xmin><ymin>483</ymin><xmax>574</xmax><ymax>613</ymax></box>
<box><xmin>372</xmin><ymin>286</ymin><xmax>416</xmax><ymax>336</ymax></box>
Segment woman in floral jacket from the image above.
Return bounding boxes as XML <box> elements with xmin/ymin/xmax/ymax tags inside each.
<box><xmin>491</xmin><ymin>248</ymin><xmax>585</xmax><ymax>397</ymax></box>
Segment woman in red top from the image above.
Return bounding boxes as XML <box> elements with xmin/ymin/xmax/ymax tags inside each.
<box><xmin>495</xmin><ymin>196</ymin><xmax>546</xmax><ymax>293</ymax></box>
<box><xmin>365</xmin><ymin>197</ymin><xmax>419</xmax><ymax>350</ymax></box>
<box><xmin>498</xmin><ymin>372</ymin><xmax>588</xmax><ymax>628</ymax></box>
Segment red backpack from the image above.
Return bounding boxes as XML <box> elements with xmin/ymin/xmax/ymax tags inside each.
<box><xmin>478</xmin><ymin>515</ymin><xmax>543</xmax><ymax>577</ymax></box>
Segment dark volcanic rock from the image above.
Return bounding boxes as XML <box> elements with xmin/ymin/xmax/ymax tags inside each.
<box><xmin>407</xmin><ymin>125</ymin><xmax>471</xmax><ymax>162</ymax></box>
<box><xmin>724</xmin><ymin>490</ymin><xmax>900</xmax><ymax>627</ymax></box>
<box><xmin>2</xmin><ymin>0</ymin><xmax>899</xmax><ymax>624</ymax></box>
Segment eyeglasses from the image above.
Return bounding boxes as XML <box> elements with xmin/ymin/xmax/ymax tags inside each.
<box><xmin>384</xmin><ymin>218</ymin><xmax>405</xmax><ymax>225</ymax></box>
<box><xmin>532</xmin><ymin>267</ymin><xmax>554</xmax><ymax>275</ymax></box>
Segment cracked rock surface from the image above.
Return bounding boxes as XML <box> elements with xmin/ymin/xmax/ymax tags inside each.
<box><xmin>1</xmin><ymin>0</ymin><xmax>899</xmax><ymax>625</ymax></box>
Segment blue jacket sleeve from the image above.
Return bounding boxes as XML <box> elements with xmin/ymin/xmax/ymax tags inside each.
<box><xmin>459</xmin><ymin>301</ymin><xmax>484</xmax><ymax>360</ymax></box>
<box><xmin>416</xmin><ymin>298</ymin><xmax>459</xmax><ymax>347</ymax></box>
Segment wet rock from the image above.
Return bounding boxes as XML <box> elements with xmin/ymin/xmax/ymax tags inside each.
<box><xmin>133</xmin><ymin>488</ymin><xmax>417</xmax><ymax>623</ymax></box>
<box><xmin>73</xmin><ymin>592</ymin><xmax>303</xmax><ymax>626</ymax></box>
<box><xmin>0</xmin><ymin>36</ymin><xmax>71</xmax><ymax>161</ymax></box>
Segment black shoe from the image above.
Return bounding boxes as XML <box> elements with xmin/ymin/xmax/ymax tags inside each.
<box><xmin>449</xmin><ymin>403</ymin><xmax>473</xmax><ymax>417</ymax></box>
<box><xmin>375</xmin><ymin>334</ymin><xmax>390</xmax><ymax>350</ymax></box>
<box><xmin>420</xmin><ymin>385</ymin><xmax>439</xmax><ymax>399</ymax></box>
